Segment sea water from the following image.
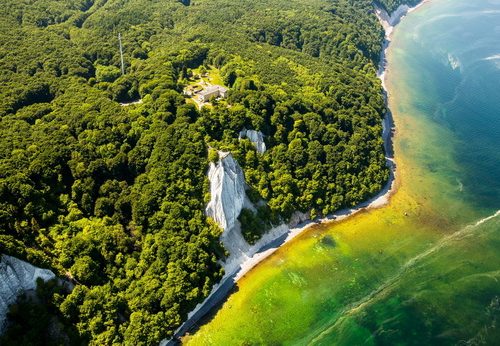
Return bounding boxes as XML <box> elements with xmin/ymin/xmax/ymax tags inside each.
<box><xmin>186</xmin><ymin>0</ymin><xmax>500</xmax><ymax>344</ymax></box>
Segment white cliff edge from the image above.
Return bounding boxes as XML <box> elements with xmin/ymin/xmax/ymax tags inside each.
<box><xmin>206</xmin><ymin>151</ymin><xmax>247</xmax><ymax>232</ymax></box>
<box><xmin>0</xmin><ymin>254</ymin><xmax>55</xmax><ymax>332</ymax></box>
<box><xmin>205</xmin><ymin>151</ymin><xmax>308</xmax><ymax>277</ymax></box>
<box><xmin>374</xmin><ymin>3</ymin><xmax>412</xmax><ymax>36</ymax></box>
<box><xmin>239</xmin><ymin>129</ymin><xmax>267</xmax><ymax>154</ymax></box>
<box><xmin>205</xmin><ymin>151</ymin><xmax>253</xmax><ymax>273</ymax></box>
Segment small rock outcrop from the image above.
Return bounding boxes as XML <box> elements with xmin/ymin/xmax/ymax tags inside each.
<box><xmin>239</xmin><ymin>129</ymin><xmax>266</xmax><ymax>154</ymax></box>
<box><xmin>288</xmin><ymin>211</ymin><xmax>311</xmax><ymax>228</ymax></box>
<box><xmin>0</xmin><ymin>254</ymin><xmax>55</xmax><ymax>332</ymax></box>
<box><xmin>206</xmin><ymin>152</ymin><xmax>247</xmax><ymax>232</ymax></box>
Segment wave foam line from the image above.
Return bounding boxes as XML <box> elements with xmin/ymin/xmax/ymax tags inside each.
<box><xmin>484</xmin><ymin>54</ymin><xmax>500</xmax><ymax>61</ymax></box>
<box><xmin>309</xmin><ymin>209</ymin><xmax>500</xmax><ymax>345</ymax></box>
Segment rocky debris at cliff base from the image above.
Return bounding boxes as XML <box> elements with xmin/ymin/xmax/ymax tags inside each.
<box><xmin>0</xmin><ymin>254</ymin><xmax>55</xmax><ymax>332</ymax></box>
<box><xmin>288</xmin><ymin>211</ymin><xmax>311</xmax><ymax>228</ymax></box>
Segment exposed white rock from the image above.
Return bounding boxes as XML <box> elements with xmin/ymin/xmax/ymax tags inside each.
<box><xmin>205</xmin><ymin>151</ymin><xmax>314</xmax><ymax>275</ymax></box>
<box><xmin>375</xmin><ymin>1</ymin><xmax>428</xmax><ymax>37</ymax></box>
<box><xmin>0</xmin><ymin>254</ymin><xmax>55</xmax><ymax>332</ymax></box>
<box><xmin>374</xmin><ymin>3</ymin><xmax>410</xmax><ymax>36</ymax></box>
<box><xmin>205</xmin><ymin>151</ymin><xmax>253</xmax><ymax>274</ymax></box>
<box><xmin>206</xmin><ymin>152</ymin><xmax>247</xmax><ymax>232</ymax></box>
<box><xmin>239</xmin><ymin>129</ymin><xmax>266</xmax><ymax>154</ymax></box>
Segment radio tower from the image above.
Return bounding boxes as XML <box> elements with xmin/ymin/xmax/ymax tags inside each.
<box><xmin>118</xmin><ymin>33</ymin><xmax>125</xmax><ymax>75</ymax></box>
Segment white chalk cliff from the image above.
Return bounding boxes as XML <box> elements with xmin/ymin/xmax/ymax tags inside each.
<box><xmin>374</xmin><ymin>3</ymin><xmax>412</xmax><ymax>35</ymax></box>
<box><xmin>205</xmin><ymin>151</ymin><xmax>313</xmax><ymax>275</ymax></box>
<box><xmin>0</xmin><ymin>254</ymin><xmax>55</xmax><ymax>332</ymax></box>
<box><xmin>206</xmin><ymin>152</ymin><xmax>247</xmax><ymax>232</ymax></box>
<box><xmin>239</xmin><ymin>129</ymin><xmax>266</xmax><ymax>154</ymax></box>
<box><xmin>205</xmin><ymin>152</ymin><xmax>257</xmax><ymax>273</ymax></box>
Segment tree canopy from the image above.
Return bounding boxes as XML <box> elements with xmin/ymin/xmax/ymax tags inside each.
<box><xmin>376</xmin><ymin>0</ymin><xmax>423</xmax><ymax>13</ymax></box>
<box><xmin>0</xmin><ymin>0</ymin><xmax>400</xmax><ymax>343</ymax></box>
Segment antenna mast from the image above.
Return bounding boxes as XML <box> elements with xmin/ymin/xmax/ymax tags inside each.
<box><xmin>118</xmin><ymin>33</ymin><xmax>125</xmax><ymax>75</ymax></box>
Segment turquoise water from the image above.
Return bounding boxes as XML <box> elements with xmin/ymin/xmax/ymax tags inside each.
<box><xmin>187</xmin><ymin>1</ymin><xmax>500</xmax><ymax>344</ymax></box>
<box><xmin>406</xmin><ymin>0</ymin><xmax>500</xmax><ymax>210</ymax></box>
<box><xmin>337</xmin><ymin>1</ymin><xmax>500</xmax><ymax>343</ymax></box>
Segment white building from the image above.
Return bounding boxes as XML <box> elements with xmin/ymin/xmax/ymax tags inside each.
<box><xmin>199</xmin><ymin>85</ymin><xmax>228</xmax><ymax>102</ymax></box>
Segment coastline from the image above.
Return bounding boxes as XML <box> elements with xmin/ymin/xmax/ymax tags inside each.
<box><xmin>163</xmin><ymin>1</ymin><xmax>430</xmax><ymax>343</ymax></box>
<box><xmin>231</xmin><ymin>0</ymin><xmax>437</xmax><ymax>281</ymax></box>
<box><xmin>376</xmin><ymin>0</ymin><xmax>431</xmax><ymax>90</ymax></box>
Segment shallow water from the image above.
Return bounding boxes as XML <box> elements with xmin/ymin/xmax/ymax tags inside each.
<box><xmin>186</xmin><ymin>0</ymin><xmax>500</xmax><ymax>344</ymax></box>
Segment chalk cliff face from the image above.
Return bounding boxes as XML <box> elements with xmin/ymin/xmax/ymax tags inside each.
<box><xmin>206</xmin><ymin>152</ymin><xmax>247</xmax><ymax>232</ymax></box>
<box><xmin>205</xmin><ymin>151</ymin><xmax>314</xmax><ymax>274</ymax></box>
<box><xmin>206</xmin><ymin>152</ymin><xmax>256</xmax><ymax>274</ymax></box>
<box><xmin>239</xmin><ymin>129</ymin><xmax>266</xmax><ymax>154</ymax></box>
<box><xmin>374</xmin><ymin>3</ymin><xmax>411</xmax><ymax>31</ymax></box>
<box><xmin>174</xmin><ymin>152</ymin><xmax>312</xmax><ymax>342</ymax></box>
<box><xmin>0</xmin><ymin>254</ymin><xmax>55</xmax><ymax>332</ymax></box>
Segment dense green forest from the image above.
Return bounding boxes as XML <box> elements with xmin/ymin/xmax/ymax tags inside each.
<box><xmin>0</xmin><ymin>0</ymin><xmax>406</xmax><ymax>344</ymax></box>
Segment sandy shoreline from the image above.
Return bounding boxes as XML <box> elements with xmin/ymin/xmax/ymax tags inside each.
<box><xmin>163</xmin><ymin>1</ymin><xmax>431</xmax><ymax>343</ymax></box>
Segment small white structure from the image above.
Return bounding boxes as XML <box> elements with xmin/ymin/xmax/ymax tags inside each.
<box><xmin>199</xmin><ymin>85</ymin><xmax>228</xmax><ymax>102</ymax></box>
